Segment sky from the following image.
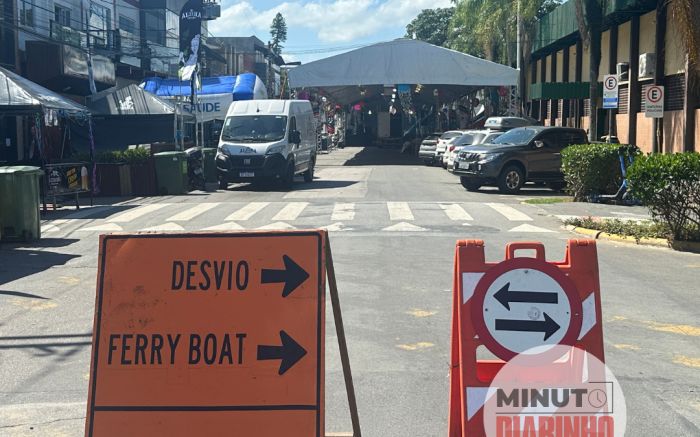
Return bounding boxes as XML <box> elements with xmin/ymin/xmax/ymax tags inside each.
<box><xmin>208</xmin><ymin>0</ymin><xmax>453</xmax><ymax>64</ymax></box>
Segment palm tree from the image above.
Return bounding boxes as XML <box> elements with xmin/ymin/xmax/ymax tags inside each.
<box><xmin>575</xmin><ymin>0</ymin><xmax>604</xmax><ymax>142</ymax></box>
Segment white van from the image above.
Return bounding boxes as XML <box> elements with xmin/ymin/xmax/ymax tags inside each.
<box><xmin>216</xmin><ymin>100</ymin><xmax>317</xmax><ymax>189</ymax></box>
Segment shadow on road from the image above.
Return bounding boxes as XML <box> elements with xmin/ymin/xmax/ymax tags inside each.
<box><xmin>0</xmin><ymin>239</ymin><xmax>81</xmax><ymax>287</ymax></box>
<box><xmin>343</xmin><ymin>146</ymin><xmax>421</xmax><ymax>166</ymax></box>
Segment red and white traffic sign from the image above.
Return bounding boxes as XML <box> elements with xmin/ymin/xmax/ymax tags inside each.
<box><xmin>645</xmin><ymin>85</ymin><xmax>664</xmax><ymax>118</ymax></box>
<box><xmin>470</xmin><ymin>256</ymin><xmax>582</xmax><ymax>360</ymax></box>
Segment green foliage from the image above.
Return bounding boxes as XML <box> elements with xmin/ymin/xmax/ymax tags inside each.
<box><xmin>561</xmin><ymin>143</ymin><xmax>630</xmax><ymax>201</ymax></box>
<box><xmin>564</xmin><ymin>216</ymin><xmax>672</xmax><ymax>242</ymax></box>
<box><xmin>95</xmin><ymin>150</ymin><xmax>125</xmax><ymax>164</ymax></box>
<box><xmin>627</xmin><ymin>152</ymin><xmax>700</xmax><ymax>241</ymax></box>
<box><xmin>121</xmin><ymin>148</ymin><xmax>152</xmax><ymax>165</ymax></box>
<box><xmin>447</xmin><ymin>0</ymin><xmax>562</xmax><ymax>64</ymax></box>
<box><xmin>405</xmin><ymin>8</ymin><xmax>455</xmax><ymax>47</ymax></box>
<box><xmin>270</xmin><ymin>12</ymin><xmax>287</xmax><ymax>56</ymax></box>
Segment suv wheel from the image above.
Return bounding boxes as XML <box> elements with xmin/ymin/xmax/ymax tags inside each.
<box><xmin>498</xmin><ymin>165</ymin><xmax>525</xmax><ymax>194</ymax></box>
<box><xmin>460</xmin><ymin>177</ymin><xmax>481</xmax><ymax>192</ymax></box>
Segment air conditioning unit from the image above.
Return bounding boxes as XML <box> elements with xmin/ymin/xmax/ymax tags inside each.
<box><xmin>202</xmin><ymin>2</ymin><xmax>221</xmax><ymax>20</ymax></box>
<box><xmin>617</xmin><ymin>62</ymin><xmax>629</xmax><ymax>81</ymax></box>
<box><xmin>639</xmin><ymin>53</ymin><xmax>656</xmax><ymax>79</ymax></box>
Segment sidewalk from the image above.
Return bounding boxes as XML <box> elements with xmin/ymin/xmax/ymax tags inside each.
<box><xmin>526</xmin><ymin>199</ymin><xmax>652</xmax><ymax>223</ymax></box>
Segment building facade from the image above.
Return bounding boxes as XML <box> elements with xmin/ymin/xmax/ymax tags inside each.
<box><xmin>525</xmin><ymin>0</ymin><xmax>698</xmax><ymax>153</ymax></box>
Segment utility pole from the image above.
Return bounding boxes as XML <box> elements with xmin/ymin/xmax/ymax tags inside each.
<box><xmin>516</xmin><ymin>0</ymin><xmax>522</xmax><ymax>116</ymax></box>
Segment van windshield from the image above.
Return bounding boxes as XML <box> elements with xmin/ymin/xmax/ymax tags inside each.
<box><xmin>221</xmin><ymin>115</ymin><xmax>288</xmax><ymax>142</ymax></box>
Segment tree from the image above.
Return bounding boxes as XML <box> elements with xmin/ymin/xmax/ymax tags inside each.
<box><xmin>270</xmin><ymin>12</ymin><xmax>287</xmax><ymax>56</ymax></box>
<box><xmin>405</xmin><ymin>8</ymin><xmax>455</xmax><ymax>47</ymax></box>
<box><xmin>575</xmin><ymin>0</ymin><xmax>604</xmax><ymax>142</ymax></box>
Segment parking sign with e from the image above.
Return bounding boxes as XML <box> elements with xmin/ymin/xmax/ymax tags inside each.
<box><xmin>645</xmin><ymin>85</ymin><xmax>664</xmax><ymax>118</ymax></box>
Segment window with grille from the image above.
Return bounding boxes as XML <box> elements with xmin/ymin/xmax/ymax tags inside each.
<box><xmin>119</xmin><ymin>15</ymin><xmax>136</xmax><ymax>35</ymax></box>
<box><xmin>619</xmin><ymin>85</ymin><xmax>629</xmax><ymax>114</ymax></box>
<box><xmin>20</xmin><ymin>0</ymin><xmax>34</xmax><ymax>27</ymax></box>
<box><xmin>55</xmin><ymin>5</ymin><xmax>71</xmax><ymax>27</ymax></box>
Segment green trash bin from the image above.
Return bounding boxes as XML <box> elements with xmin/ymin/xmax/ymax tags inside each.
<box><xmin>153</xmin><ymin>151</ymin><xmax>188</xmax><ymax>195</ymax></box>
<box><xmin>202</xmin><ymin>148</ymin><xmax>217</xmax><ymax>184</ymax></box>
<box><xmin>0</xmin><ymin>166</ymin><xmax>43</xmax><ymax>241</ymax></box>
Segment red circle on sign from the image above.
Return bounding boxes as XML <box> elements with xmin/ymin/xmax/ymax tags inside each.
<box><xmin>646</xmin><ymin>86</ymin><xmax>663</xmax><ymax>103</ymax></box>
<box><xmin>605</xmin><ymin>77</ymin><xmax>617</xmax><ymax>90</ymax></box>
<box><xmin>470</xmin><ymin>257</ymin><xmax>583</xmax><ymax>361</ymax></box>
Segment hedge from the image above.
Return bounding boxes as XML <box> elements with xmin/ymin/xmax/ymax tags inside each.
<box><xmin>627</xmin><ymin>152</ymin><xmax>700</xmax><ymax>242</ymax></box>
<box><xmin>561</xmin><ymin>143</ymin><xmax>636</xmax><ymax>201</ymax></box>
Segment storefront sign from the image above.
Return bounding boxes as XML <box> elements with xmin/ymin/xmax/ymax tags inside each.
<box><xmin>44</xmin><ymin>162</ymin><xmax>90</xmax><ymax>196</ymax></box>
<box><xmin>178</xmin><ymin>93</ymin><xmax>233</xmax><ymax>121</ymax></box>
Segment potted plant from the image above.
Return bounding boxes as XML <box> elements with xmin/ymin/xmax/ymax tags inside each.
<box><xmin>96</xmin><ymin>150</ymin><xmax>133</xmax><ymax>196</ymax></box>
<box><xmin>124</xmin><ymin>147</ymin><xmax>157</xmax><ymax>196</ymax></box>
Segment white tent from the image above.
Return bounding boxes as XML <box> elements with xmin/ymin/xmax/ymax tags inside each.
<box><xmin>288</xmin><ymin>39</ymin><xmax>518</xmax><ymax>103</ymax></box>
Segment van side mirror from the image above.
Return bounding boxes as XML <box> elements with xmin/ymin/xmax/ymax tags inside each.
<box><xmin>290</xmin><ymin>130</ymin><xmax>301</xmax><ymax>144</ymax></box>
<box><xmin>533</xmin><ymin>140</ymin><xmax>545</xmax><ymax>149</ymax></box>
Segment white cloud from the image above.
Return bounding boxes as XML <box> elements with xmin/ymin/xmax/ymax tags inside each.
<box><xmin>209</xmin><ymin>0</ymin><xmax>453</xmax><ymax>43</ymax></box>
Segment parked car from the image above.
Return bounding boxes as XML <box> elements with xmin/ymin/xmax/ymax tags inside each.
<box><xmin>452</xmin><ymin>126</ymin><xmax>588</xmax><ymax>194</ymax></box>
<box><xmin>445</xmin><ymin>130</ymin><xmax>503</xmax><ymax>170</ymax></box>
<box><xmin>435</xmin><ymin>131</ymin><xmax>465</xmax><ymax>167</ymax></box>
<box><xmin>418</xmin><ymin>133</ymin><xmax>443</xmax><ymax>165</ymax></box>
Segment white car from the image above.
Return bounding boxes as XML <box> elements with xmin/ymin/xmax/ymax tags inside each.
<box><xmin>445</xmin><ymin>131</ymin><xmax>503</xmax><ymax>170</ymax></box>
<box><xmin>434</xmin><ymin>131</ymin><xmax>465</xmax><ymax>167</ymax></box>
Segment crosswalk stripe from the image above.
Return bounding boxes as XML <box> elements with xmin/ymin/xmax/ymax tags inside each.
<box><xmin>272</xmin><ymin>202</ymin><xmax>309</xmax><ymax>221</ymax></box>
<box><xmin>108</xmin><ymin>203</ymin><xmax>170</xmax><ymax>223</ymax></box>
<box><xmin>225</xmin><ymin>202</ymin><xmax>270</xmax><ymax>221</ymax></box>
<box><xmin>440</xmin><ymin>204</ymin><xmax>473</xmax><ymax>221</ymax></box>
<box><xmin>141</xmin><ymin>222</ymin><xmax>185</xmax><ymax>232</ymax></box>
<box><xmin>387</xmin><ymin>202</ymin><xmax>414</xmax><ymax>221</ymax></box>
<box><xmin>167</xmin><ymin>202</ymin><xmax>220</xmax><ymax>221</ymax></box>
<box><xmin>202</xmin><ymin>222</ymin><xmax>245</xmax><ymax>231</ymax></box>
<box><xmin>485</xmin><ymin>203</ymin><xmax>533</xmax><ymax>221</ymax></box>
<box><xmin>331</xmin><ymin>203</ymin><xmax>355</xmax><ymax>221</ymax></box>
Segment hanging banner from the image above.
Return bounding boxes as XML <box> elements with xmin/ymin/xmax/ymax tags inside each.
<box><xmin>178</xmin><ymin>0</ymin><xmax>202</xmax><ymax>81</ymax></box>
<box><xmin>176</xmin><ymin>93</ymin><xmax>233</xmax><ymax>122</ymax></box>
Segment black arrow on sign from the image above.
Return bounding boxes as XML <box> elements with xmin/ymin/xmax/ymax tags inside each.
<box><xmin>261</xmin><ymin>255</ymin><xmax>309</xmax><ymax>297</ymax></box>
<box><xmin>257</xmin><ymin>330</ymin><xmax>307</xmax><ymax>375</ymax></box>
<box><xmin>493</xmin><ymin>282</ymin><xmax>559</xmax><ymax>310</ymax></box>
<box><xmin>495</xmin><ymin>313</ymin><xmax>561</xmax><ymax>341</ymax></box>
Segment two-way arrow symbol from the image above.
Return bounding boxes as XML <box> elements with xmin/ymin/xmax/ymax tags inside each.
<box><xmin>261</xmin><ymin>255</ymin><xmax>309</xmax><ymax>297</ymax></box>
<box><xmin>495</xmin><ymin>313</ymin><xmax>561</xmax><ymax>341</ymax></box>
<box><xmin>492</xmin><ymin>282</ymin><xmax>562</xmax><ymax>341</ymax></box>
<box><xmin>494</xmin><ymin>282</ymin><xmax>559</xmax><ymax>310</ymax></box>
<box><xmin>257</xmin><ymin>330</ymin><xmax>307</xmax><ymax>375</ymax></box>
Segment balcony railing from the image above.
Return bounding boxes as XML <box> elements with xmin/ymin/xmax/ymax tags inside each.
<box><xmin>50</xmin><ymin>20</ymin><xmax>86</xmax><ymax>48</ymax></box>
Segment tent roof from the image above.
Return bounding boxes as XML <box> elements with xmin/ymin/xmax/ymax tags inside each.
<box><xmin>288</xmin><ymin>39</ymin><xmax>518</xmax><ymax>92</ymax></box>
<box><xmin>86</xmin><ymin>84</ymin><xmax>179</xmax><ymax>116</ymax></box>
<box><xmin>0</xmin><ymin>65</ymin><xmax>88</xmax><ymax>113</ymax></box>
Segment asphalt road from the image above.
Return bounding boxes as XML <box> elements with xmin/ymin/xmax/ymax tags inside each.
<box><xmin>1</xmin><ymin>146</ymin><xmax>698</xmax><ymax>436</ymax></box>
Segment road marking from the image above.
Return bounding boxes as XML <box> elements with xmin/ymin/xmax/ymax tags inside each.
<box><xmin>613</xmin><ymin>344</ymin><xmax>641</xmax><ymax>351</ymax></box>
<box><xmin>108</xmin><ymin>203</ymin><xmax>170</xmax><ymax>223</ymax></box>
<box><xmin>646</xmin><ymin>321</ymin><xmax>700</xmax><ymax>337</ymax></box>
<box><xmin>440</xmin><ymin>204</ymin><xmax>473</xmax><ymax>221</ymax></box>
<box><xmin>225</xmin><ymin>202</ymin><xmax>270</xmax><ymax>221</ymax></box>
<box><xmin>167</xmin><ymin>202</ymin><xmax>220</xmax><ymax>221</ymax></box>
<box><xmin>272</xmin><ymin>202</ymin><xmax>309</xmax><ymax>221</ymax></box>
<box><xmin>321</xmin><ymin>222</ymin><xmax>353</xmax><ymax>232</ymax></box>
<box><xmin>508</xmin><ymin>224</ymin><xmax>554</xmax><ymax>233</ymax></box>
<box><xmin>387</xmin><ymin>202</ymin><xmax>414</xmax><ymax>221</ymax></box>
<box><xmin>331</xmin><ymin>203</ymin><xmax>355</xmax><ymax>221</ymax></box>
<box><xmin>382</xmin><ymin>222</ymin><xmax>427</xmax><ymax>232</ymax></box>
<box><xmin>486</xmin><ymin>203</ymin><xmax>533</xmax><ymax>221</ymax></box>
<box><xmin>406</xmin><ymin>309</ymin><xmax>437</xmax><ymax>318</ymax></box>
<box><xmin>78</xmin><ymin>223</ymin><xmax>124</xmax><ymax>232</ymax></box>
<box><xmin>41</xmin><ymin>224</ymin><xmax>60</xmax><ymax>233</ymax></box>
<box><xmin>396</xmin><ymin>342</ymin><xmax>434</xmax><ymax>351</ymax></box>
<box><xmin>673</xmin><ymin>355</ymin><xmax>700</xmax><ymax>368</ymax></box>
<box><xmin>140</xmin><ymin>222</ymin><xmax>185</xmax><ymax>232</ymax></box>
<box><xmin>202</xmin><ymin>222</ymin><xmax>245</xmax><ymax>231</ymax></box>
<box><xmin>256</xmin><ymin>221</ymin><xmax>296</xmax><ymax>230</ymax></box>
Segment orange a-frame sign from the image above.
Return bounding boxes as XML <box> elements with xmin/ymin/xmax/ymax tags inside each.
<box><xmin>85</xmin><ymin>231</ymin><xmax>326</xmax><ymax>437</ymax></box>
<box><xmin>448</xmin><ymin>240</ymin><xmax>606</xmax><ymax>437</ymax></box>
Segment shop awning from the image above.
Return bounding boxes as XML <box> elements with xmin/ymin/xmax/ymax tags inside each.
<box><xmin>86</xmin><ymin>84</ymin><xmax>180</xmax><ymax>115</ymax></box>
<box><xmin>0</xmin><ymin>65</ymin><xmax>89</xmax><ymax>114</ymax></box>
<box><xmin>288</xmin><ymin>38</ymin><xmax>518</xmax><ymax>104</ymax></box>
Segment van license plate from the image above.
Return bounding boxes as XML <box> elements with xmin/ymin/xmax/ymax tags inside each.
<box><xmin>239</xmin><ymin>172</ymin><xmax>255</xmax><ymax>178</ymax></box>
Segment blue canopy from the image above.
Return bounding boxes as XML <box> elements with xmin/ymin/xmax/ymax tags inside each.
<box><xmin>141</xmin><ymin>73</ymin><xmax>267</xmax><ymax>101</ymax></box>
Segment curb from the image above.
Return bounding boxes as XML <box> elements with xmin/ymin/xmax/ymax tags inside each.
<box><xmin>564</xmin><ymin>225</ymin><xmax>700</xmax><ymax>253</ymax></box>
<box><xmin>564</xmin><ymin>225</ymin><xmax>668</xmax><ymax>248</ymax></box>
